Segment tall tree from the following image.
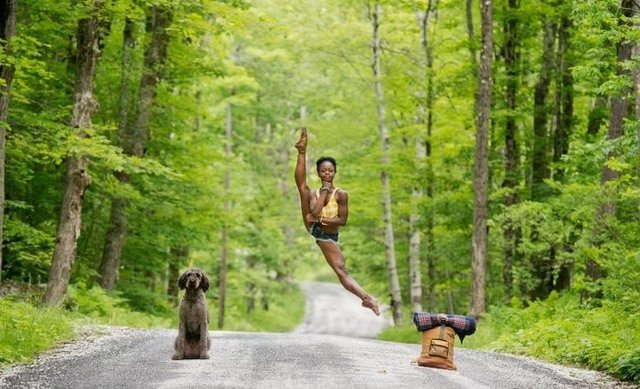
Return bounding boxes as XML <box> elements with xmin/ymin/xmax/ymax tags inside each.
<box><xmin>469</xmin><ymin>0</ymin><xmax>492</xmax><ymax>318</ymax></box>
<box><xmin>369</xmin><ymin>1</ymin><xmax>403</xmax><ymax>324</ymax></box>
<box><xmin>99</xmin><ymin>5</ymin><xmax>173</xmax><ymax>290</ymax></box>
<box><xmin>586</xmin><ymin>0</ymin><xmax>635</xmax><ymax>289</ymax></box>
<box><xmin>218</xmin><ymin>102</ymin><xmax>232</xmax><ymax>329</ymax></box>
<box><xmin>466</xmin><ymin>0</ymin><xmax>477</xmax><ymax>67</ymax></box>
<box><xmin>634</xmin><ymin>1</ymin><xmax>640</xmax><ymax>127</ymax></box>
<box><xmin>600</xmin><ymin>0</ymin><xmax>633</xmax><ymax>215</ymax></box>
<box><xmin>551</xmin><ymin>2</ymin><xmax>574</xmax><ymax>292</ymax></box>
<box><xmin>168</xmin><ymin>246</ymin><xmax>187</xmax><ymax>305</ymax></box>
<box><xmin>531</xmin><ymin>15</ymin><xmax>556</xmax><ymax>200</ymax></box>
<box><xmin>501</xmin><ymin>0</ymin><xmax>521</xmax><ymax>304</ymax></box>
<box><xmin>528</xmin><ymin>9</ymin><xmax>558</xmax><ymax>300</ymax></box>
<box><xmin>44</xmin><ymin>1</ymin><xmax>104</xmax><ymax>305</ymax></box>
<box><xmin>552</xmin><ymin>4</ymin><xmax>573</xmax><ymax>182</ymax></box>
<box><xmin>0</xmin><ymin>0</ymin><xmax>17</xmax><ymax>283</ymax></box>
<box><xmin>99</xmin><ymin>17</ymin><xmax>136</xmax><ymax>290</ymax></box>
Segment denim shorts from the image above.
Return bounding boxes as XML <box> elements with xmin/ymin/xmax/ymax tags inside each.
<box><xmin>309</xmin><ymin>223</ymin><xmax>339</xmax><ymax>243</ymax></box>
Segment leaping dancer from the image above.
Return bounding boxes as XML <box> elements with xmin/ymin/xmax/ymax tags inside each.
<box><xmin>294</xmin><ymin>127</ymin><xmax>380</xmax><ymax>316</ymax></box>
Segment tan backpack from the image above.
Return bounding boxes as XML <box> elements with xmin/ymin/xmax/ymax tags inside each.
<box><xmin>417</xmin><ymin>323</ymin><xmax>457</xmax><ymax>370</ymax></box>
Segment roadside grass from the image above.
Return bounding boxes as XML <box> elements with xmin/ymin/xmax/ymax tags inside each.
<box><xmin>0</xmin><ymin>284</ymin><xmax>175</xmax><ymax>368</ymax></box>
<box><xmin>66</xmin><ymin>283</ymin><xmax>176</xmax><ymax>328</ymax></box>
<box><xmin>377</xmin><ymin>321</ymin><xmax>420</xmax><ymax>344</ymax></box>
<box><xmin>377</xmin><ymin>291</ymin><xmax>640</xmax><ymax>384</ymax></box>
<box><xmin>0</xmin><ymin>298</ymin><xmax>76</xmax><ymax>367</ymax></box>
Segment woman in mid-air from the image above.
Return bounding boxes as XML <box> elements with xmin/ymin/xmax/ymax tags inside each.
<box><xmin>294</xmin><ymin>127</ymin><xmax>380</xmax><ymax>316</ymax></box>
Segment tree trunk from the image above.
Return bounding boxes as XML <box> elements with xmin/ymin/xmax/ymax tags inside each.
<box><xmin>98</xmin><ymin>20</ymin><xmax>135</xmax><ymax>290</ymax></box>
<box><xmin>425</xmin><ymin>0</ymin><xmax>439</xmax><ymax>312</ymax></box>
<box><xmin>100</xmin><ymin>6</ymin><xmax>172</xmax><ymax>290</ymax></box>
<box><xmin>531</xmin><ymin>18</ymin><xmax>556</xmax><ymax>200</ymax></box>
<box><xmin>469</xmin><ymin>0</ymin><xmax>492</xmax><ymax>318</ymax></box>
<box><xmin>370</xmin><ymin>1</ymin><xmax>403</xmax><ymax>324</ymax></box>
<box><xmin>218</xmin><ymin>102</ymin><xmax>232</xmax><ymax>329</ymax></box>
<box><xmin>601</xmin><ymin>0</ymin><xmax>633</xmax><ymax>213</ymax></box>
<box><xmin>246</xmin><ymin>256</ymin><xmax>256</xmax><ymax>313</ymax></box>
<box><xmin>132</xmin><ymin>6</ymin><xmax>171</xmax><ymax>156</ymax></box>
<box><xmin>410</xmin><ymin>1</ymin><xmax>437</xmax><ymax>314</ymax></box>
<box><xmin>587</xmin><ymin>0</ymin><xmax>634</xmax><ymax>291</ymax></box>
<box><xmin>0</xmin><ymin>0</ymin><xmax>17</xmax><ymax>283</ymax></box>
<box><xmin>261</xmin><ymin>284</ymin><xmax>269</xmax><ymax>311</ymax></box>
<box><xmin>552</xmin><ymin>8</ymin><xmax>574</xmax><ymax>292</ymax></box>
<box><xmin>99</xmin><ymin>187</ymin><xmax>128</xmax><ymax>290</ymax></box>
<box><xmin>553</xmin><ymin>11</ymin><xmax>573</xmax><ymax>181</ymax></box>
<box><xmin>168</xmin><ymin>246</ymin><xmax>187</xmax><ymax>306</ymax></box>
<box><xmin>528</xmin><ymin>13</ymin><xmax>558</xmax><ymax>301</ymax></box>
<box><xmin>465</xmin><ymin>0</ymin><xmax>477</xmax><ymax>68</ymax></box>
<box><xmin>587</xmin><ymin>96</ymin><xmax>607</xmax><ymax>136</ymax></box>
<box><xmin>636</xmin><ymin>0</ymin><xmax>640</xmax><ymax>142</ymax></box>
<box><xmin>44</xmin><ymin>2</ymin><xmax>102</xmax><ymax>305</ymax></box>
<box><xmin>444</xmin><ymin>267</ymin><xmax>455</xmax><ymax>313</ymax></box>
<box><xmin>117</xmin><ymin>18</ymin><xmax>135</xmax><ymax>140</ymax></box>
<box><xmin>501</xmin><ymin>0</ymin><xmax>520</xmax><ymax>304</ymax></box>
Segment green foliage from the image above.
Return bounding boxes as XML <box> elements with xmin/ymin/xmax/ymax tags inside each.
<box><xmin>2</xmin><ymin>216</ymin><xmax>55</xmax><ymax>283</ymax></box>
<box><xmin>377</xmin><ymin>323</ymin><xmax>420</xmax><ymax>344</ymax></box>
<box><xmin>459</xmin><ymin>292</ymin><xmax>640</xmax><ymax>383</ymax></box>
<box><xmin>0</xmin><ymin>299</ymin><xmax>75</xmax><ymax>367</ymax></box>
<box><xmin>617</xmin><ymin>348</ymin><xmax>640</xmax><ymax>382</ymax></box>
<box><xmin>213</xmin><ymin>282</ymin><xmax>305</xmax><ymax>332</ymax></box>
<box><xmin>65</xmin><ymin>284</ymin><xmax>175</xmax><ymax>328</ymax></box>
<box><xmin>117</xmin><ymin>284</ymin><xmax>175</xmax><ymax>317</ymax></box>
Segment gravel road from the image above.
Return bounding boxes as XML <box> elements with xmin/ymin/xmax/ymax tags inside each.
<box><xmin>0</xmin><ymin>281</ymin><xmax>634</xmax><ymax>389</ymax></box>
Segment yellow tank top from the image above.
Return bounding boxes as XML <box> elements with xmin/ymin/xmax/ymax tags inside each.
<box><xmin>317</xmin><ymin>188</ymin><xmax>339</xmax><ymax>218</ymax></box>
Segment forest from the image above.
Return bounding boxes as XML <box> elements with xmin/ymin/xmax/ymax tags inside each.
<box><xmin>0</xmin><ymin>0</ymin><xmax>638</xmax><ymax>383</ymax></box>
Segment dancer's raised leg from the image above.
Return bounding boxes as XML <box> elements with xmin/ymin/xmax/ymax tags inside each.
<box><xmin>317</xmin><ymin>240</ymin><xmax>380</xmax><ymax>316</ymax></box>
<box><xmin>294</xmin><ymin>128</ymin><xmax>312</xmax><ymax>230</ymax></box>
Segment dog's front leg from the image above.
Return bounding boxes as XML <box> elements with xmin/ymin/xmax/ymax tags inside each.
<box><xmin>205</xmin><ymin>310</ymin><xmax>211</xmax><ymax>351</ymax></box>
<box><xmin>172</xmin><ymin>320</ymin><xmax>186</xmax><ymax>360</ymax></box>
<box><xmin>199</xmin><ymin>323</ymin><xmax>210</xmax><ymax>359</ymax></box>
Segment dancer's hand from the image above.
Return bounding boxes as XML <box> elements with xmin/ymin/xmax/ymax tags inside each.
<box><xmin>305</xmin><ymin>213</ymin><xmax>318</xmax><ymax>223</ymax></box>
<box><xmin>295</xmin><ymin>127</ymin><xmax>307</xmax><ymax>154</ymax></box>
<box><xmin>361</xmin><ymin>295</ymin><xmax>380</xmax><ymax>316</ymax></box>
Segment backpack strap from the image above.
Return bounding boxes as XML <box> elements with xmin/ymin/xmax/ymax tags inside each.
<box><xmin>438</xmin><ymin>322</ymin><xmax>446</xmax><ymax>339</ymax></box>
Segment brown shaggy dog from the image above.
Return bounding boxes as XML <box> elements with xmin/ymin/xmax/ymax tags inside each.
<box><xmin>172</xmin><ymin>268</ymin><xmax>211</xmax><ymax>360</ymax></box>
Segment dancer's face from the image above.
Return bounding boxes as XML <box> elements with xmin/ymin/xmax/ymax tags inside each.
<box><xmin>317</xmin><ymin>161</ymin><xmax>336</xmax><ymax>183</ymax></box>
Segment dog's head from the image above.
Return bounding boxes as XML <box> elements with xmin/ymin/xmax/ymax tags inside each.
<box><xmin>178</xmin><ymin>268</ymin><xmax>210</xmax><ymax>292</ymax></box>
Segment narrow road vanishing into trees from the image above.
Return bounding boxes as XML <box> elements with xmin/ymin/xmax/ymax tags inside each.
<box><xmin>0</xmin><ymin>282</ymin><xmax>631</xmax><ymax>388</ymax></box>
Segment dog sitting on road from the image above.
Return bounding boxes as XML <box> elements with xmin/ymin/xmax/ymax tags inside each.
<box><xmin>172</xmin><ymin>268</ymin><xmax>211</xmax><ymax>360</ymax></box>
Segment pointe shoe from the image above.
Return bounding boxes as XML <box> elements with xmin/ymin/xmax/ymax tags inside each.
<box><xmin>361</xmin><ymin>295</ymin><xmax>380</xmax><ymax>316</ymax></box>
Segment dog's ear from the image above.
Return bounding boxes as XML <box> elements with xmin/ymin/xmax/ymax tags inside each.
<box><xmin>178</xmin><ymin>270</ymin><xmax>188</xmax><ymax>290</ymax></box>
<box><xmin>200</xmin><ymin>271</ymin><xmax>210</xmax><ymax>292</ymax></box>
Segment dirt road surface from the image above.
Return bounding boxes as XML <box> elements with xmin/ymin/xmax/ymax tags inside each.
<box><xmin>0</xmin><ymin>281</ymin><xmax>632</xmax><ymax>388</ymax></box>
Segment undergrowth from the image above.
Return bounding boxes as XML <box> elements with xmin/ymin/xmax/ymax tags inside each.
<box><xmin>210</xmin><ymin>282</ymin><xmax>305</xmax><ymax>332</ymax></box>
<box><xmin>66</xmin><ymin>283</ymin><xmax>175</xmax><ymax>328</ymax></box>
<box><xmin>0</xmin><ymin>298</ymin><xmax>75</xmax><ymax>367</ymax></box>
